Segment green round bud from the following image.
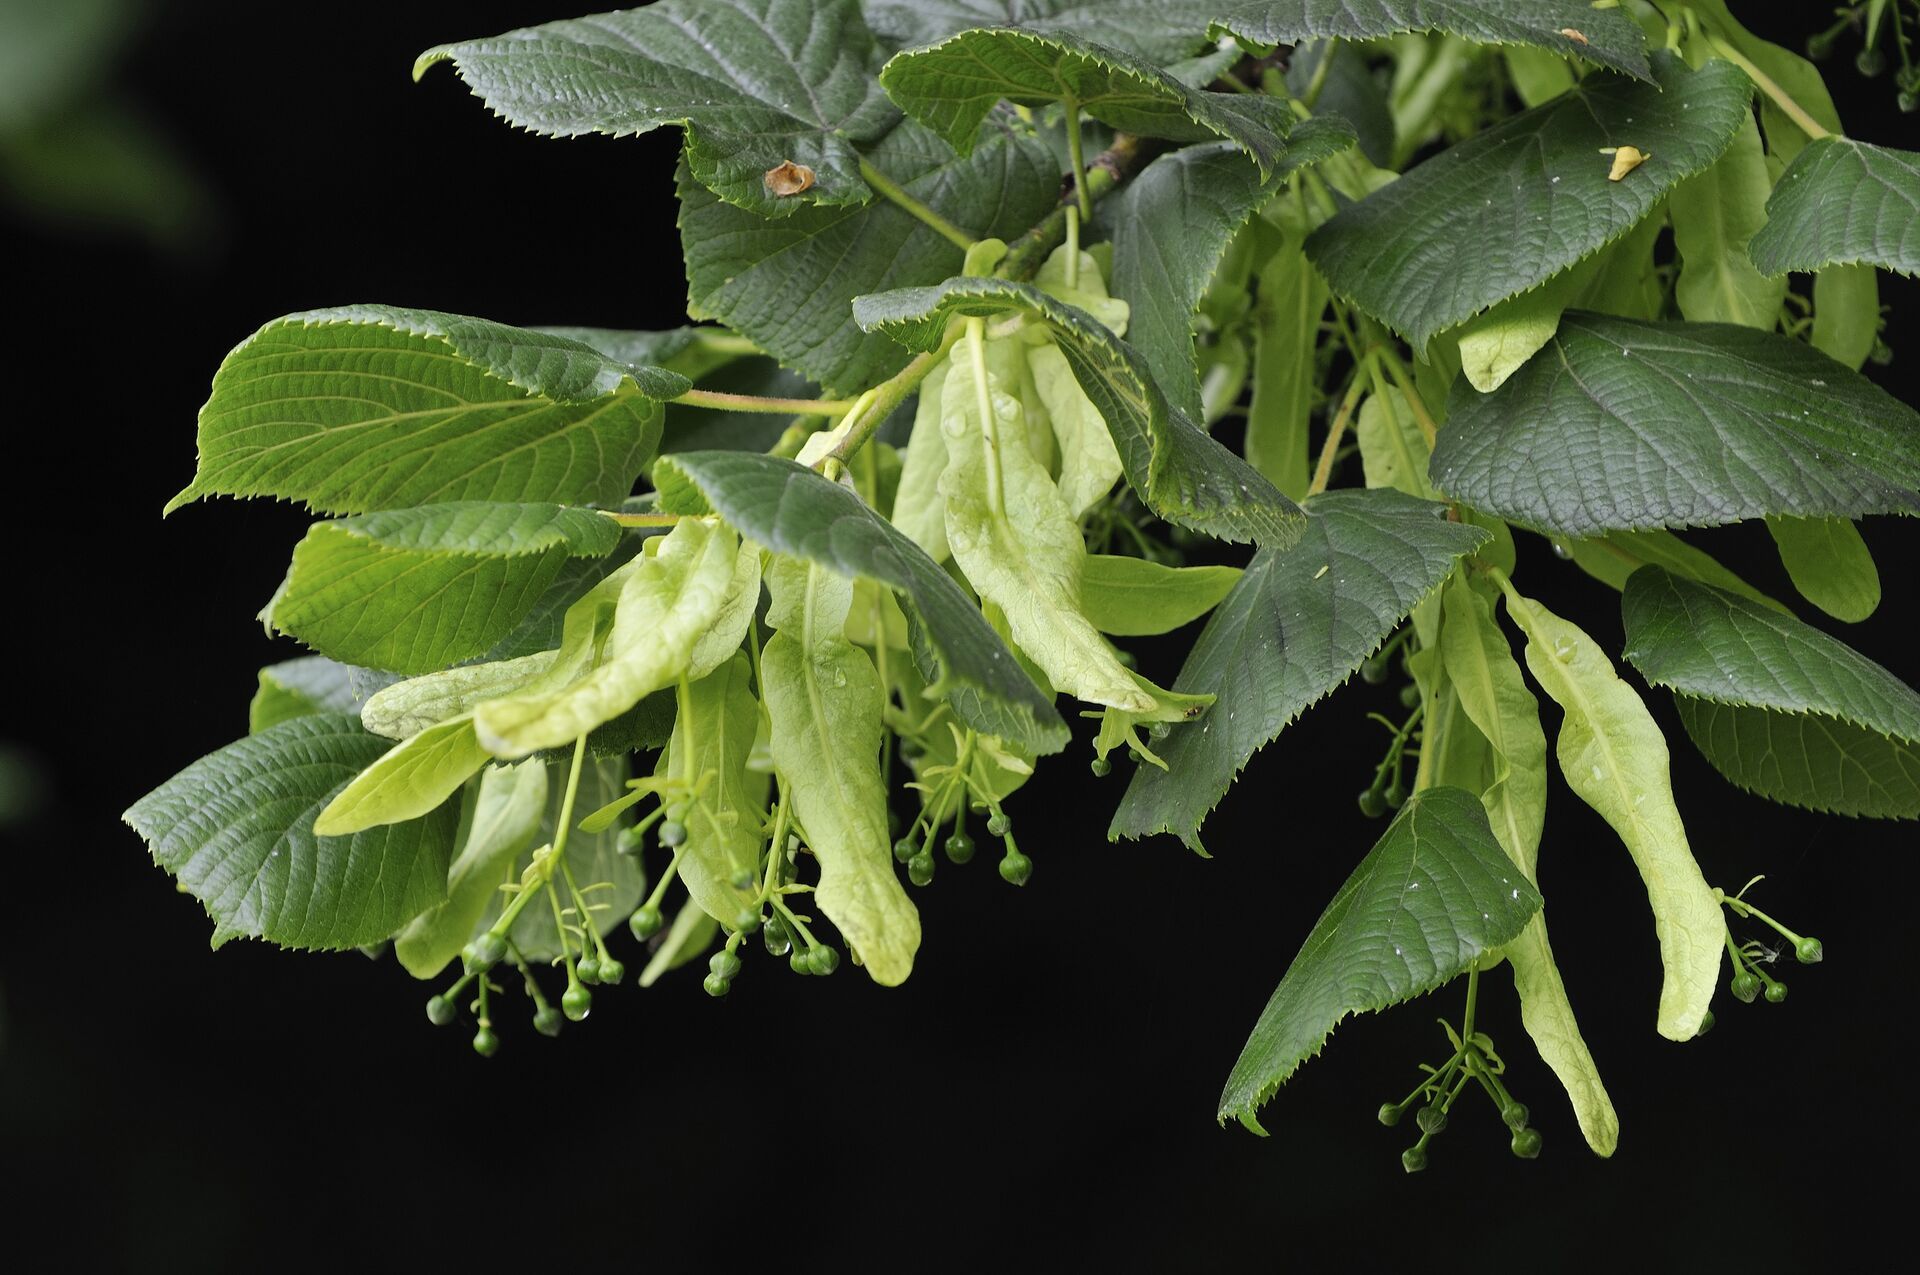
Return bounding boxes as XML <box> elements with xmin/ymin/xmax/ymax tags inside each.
<box><xmin>629</xmin><ymin>905</ymin><xmax>664</xmax><ymax>941</ymax></box>
<box><xmin>808</xmin><ymin>945</ymin><xmax>841</xmax><ymax>976</ymax></box>
<box><xmin>1360</xmin><ymin>657</ymin><xmax>1389</xmax><ymax>685</ymax></box>
<box><xmin>1377</xmin><ymin>1102</ymin><xmax>1402</xmax><ymax>1127</ymax></box>
<box><xmin>562</xmin><ymin>984</ymin><xmax>592</xmax><ymax>1022</ymax></box>
<box><xmin>945</xmin><ymin>832</ymin><xmax>976</xmax><ymax>864</ymax></box>
<box><xmin>1857</xmin><ymin>46</ymin><xmax>1886</xmax><ymax>77</ymax></box>
<box><xmin>471</xmin><ymin>1027</ymin><xmax>500</xmax><ymax>1058</ymax></box>
<box><xmin>789</xmin><ymin>950</ymin><xmax>812</xmax><ymax>975</ymax></box>
<box><xmin>534</xmin><ymin>1005</ymin><xmax>564</xmax><ymax>1037</ymax></box>
<box><xmin>1806</xmin><ymin>31</ymin><xmax>1837</xmax><ymax>60</ymax></box>
<box><xmin>1696</xmin><ymin>1010</ymin><xmax>1715</xmax><ymax>1036</ymax></box>
<box><xmin>987</xmin><ymin>813</ymin><xmax>1011</xmax><ymax>837</ymax></box>
<box><xmin>998</xmin><ymin>851</ymin><xmax>1033</xmax><ymax>887</ymax></box>
<box><xmin>703</xmin><ymin>973</ymin><xmax>731</xmax><ymax>997</ymax></box>
<box><xmin>1510</xmin><ymin>1128</ymin><xmax>1543</xmax><ymax>1159</ymax></box>
<box><xmin>597</xmin><ymin>958</ymin><xmax>626</xmax><ymax>986</ymax></box>
<box><xmin>1399</xmin><ymin>683</ymin><xmax>1421</xmax><ymax>708</ymax></box>
<box><xmin>1795</xmin><ymin>936</ymin><xmax>1824</xmax><ymax>965</ymax></box>
<box><xmin>1415</xmin><ymin>1105</ymin><xmax>1447</xmax><ymax>1136</ymax></box>
<box><xmin>710</xmin><ymin>950</ymin><xmax>743</xmax><ymax>980</ymax></box>
<box><xmin>1899</xmin><ymin>89</ymin><xmax>1919</xmax><ymax>114</ymax></box>
<box><xmin>462</xmin><ymin>931</ymin><xmax>507</xmax><ymax>974</ymax></box>
<box><xmin>1383</xmin><ymin>781</ymin><xmax>1407</xmax><ymax>810</ymax></box>
<box><xmin>658</xmin><ymin>819</ymin><xmax>688</xmax><ymax>848</ymax></box>
<box><xmin>618</xmin><ymin>825</ymin><xmax>646</xmax><ymax>855</ymax></box>
<box><xmin>1900</xmin><ymin>65</ymin><xmax>1920</xmax><ymax>93</ymax></box>
<box><xmin>730</xmin><ymin>868</ymin><xmax>755</xmax><ymax>890</ymax></box>
<box><xmin>1357</xmin><ymin>788</ymin><xmax>1386</xmax><ymax>818</ymax></box>
<box><xmin>1148</xmin><ymin>722</ymin><xmax>1171</xmax><ymax>741</ymax></box>
<box><xmin>1089</xmin><ymin>756</ymin><xmax>1112</xmax><ymax>778</ymax></box>
<box><xmin>575</xmin><ymin>956</ymin><xmax>602</xmax><ymax>985</ymax></box>
<box><xmin>1401</xmin><ymin>1145</ymin><xmax>1428</xmax><ymax>1174</ymax></box>
<box><xmin>734</xmin><ymin>909</ymin><xmax>763</xmax><ymax>935</ymax></box>
<box><xmin>1501</xmin><ymin>1101</ymin><xmax>1529</xmax><ymax>1132</ymax></box>
<box><xmin>1765</xmin><ymin>980</ymin><xmax>1788</xmax><ymax>1004</ymax></box>
<box><xmin>893</xmin><ymin>837</ymin><xmax>918</xmax><ymax>864</ymax></box>
<box><xmin>1730</xmin><ymin>971</ymin><xmax>1762</xmax><ymax>1003</ymax></box>
<box><xmin>908</xmin><ymin>851</ymin><xmax>936</xmax><ymax>887</ymax></box>
<box><xmin>426</xmin><ymin>995</ymin><xmax>458</xmax><ymax>1028</ymax></box>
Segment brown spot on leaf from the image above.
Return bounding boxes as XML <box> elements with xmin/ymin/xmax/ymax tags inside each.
<box><xmin>1558</xmin><ymin>27</ymin><xmax>1589</xmax><ymax>44</ymax></box>
<box><xmin>764</xmin><ymin>160</ymin><xmax>816</xmax><ymax>197</ymax></box>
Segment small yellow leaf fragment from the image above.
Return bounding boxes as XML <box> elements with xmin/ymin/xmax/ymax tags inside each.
<box><xmin>1599</xmin><ymin>146</ymin><xmax>1649</xmax><ymax>180</ymax></box>
<box><xmin>764</xmin><ymin>160</ymin><xmax>816</xmax><ymax>196</ymax></box>
<box><xmin>1313</xmin><ymin>564</ymin><xmax>1330</xmax><ymax>579</ymax></box>
<box><xmin>1559</xmin><ymin>27</ymin><xmax>1589</xmax><ymax>44</ymax></box>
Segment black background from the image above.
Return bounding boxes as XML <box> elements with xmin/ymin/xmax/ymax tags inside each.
<box><xmin>3</xmin><ymin>3</ymin><xmax>1915</xmax><ymax>1268</ymax></box>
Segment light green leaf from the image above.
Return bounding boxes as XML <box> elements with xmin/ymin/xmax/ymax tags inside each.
<box><xmin>1212</xmin><ymin>0</ymin><xmax>1650</xmax><ymax>79</ymax></box>
<box><xmin>761</xmin><ymin>556</ymin><xmax>921</xmax><ymax>984</ymax></box>
<box><xmin>1303</xmin><ymin>53</ymin><xmax>1750</xmax><ymax>348</ymax></box>
<box><xmin>1620</xmin><ymin>567</ymin><xmax>1920</xmax><ymax>819</ymax></box>
<box><xmin>1812</xmin><ymin>264</ymin><xmax>1881</xmax><ymax>370</ymax></box>
<box><xmin>417</xmin><ymin>0</ymin><xmax>897</xmax><ymax>217</ymax></box>
<box><xmin>1670</xmin><ymin>113</ymin><xmax>1785</xmax><ymax>329</ymax></box>
<box><xmin>1766</xmin><ymin>516</ymin><xmax>1880</xmax><ymax>623</ymax></box>
<box><xmin>1353</xmin><ymin>391</ymin><xmax>1435</xmax><ymax>499</ymax></box>
<box><xmin>250</xmin><ymin>657</ymin><xmax>390</xmax><ymax>734</ymax></box>
<box><xmin>1245</xmin><ymin>233</ymin><xmax>1326</xmax><ymax>501</ymax></box>
<box><xmin>1431</xmin><ymin>313</ymin><xmax>1920</xmax><ymax>537</ymax></box>
<box><xmin>881</xmin><ymin>27</ymin><xmax>1295</xmax><ymax>170</ymax></box>
<box><xmin>659</xmin><ymin>653</ymin><xmax>769</xmax><ymax>926</ymax></box>
<box><xmin>1561</xmin><ymin>528</ymin><xmax>1788</xmax><ymax>615</ymax></box>
<box><xmin>863</xmin><ymin>1</ymin><xmax>1222</xmax><ymax>63</ymax></box>
<box><xmin>169</xmin><ymin>306</ymin><xmax>674</xmax><ymax>516</ymax></box>
<box><xmin>312</xmin><ymin>716</ymin><xmax>494</xmax><ymax>837</ymax></box>
<box><xmin>265</xmin><ymin>503</ymin><xmax>620</xmax><ymax>676</ymax></box>
<box><xmin>1440</xmin><ymin>576</ymin><xmax>1617</xmax><ymax>1156</ymax></box>
<box><xmin>393</xmin><ymin>760</ymin><xmax>547</xmax><ymax>979</ymax></box>
<box><xmin>1687</xmin><ymin>0</ymin><xmax>1835</xmax><ymax>165</ymax></box>
<box><xmin>1030</xmin><ymin>344</ymin><xmax>1123</xmax><ymax>518</ymax></box>
<box><xmin>853</xmin><ymin>276</ymin><xmax>1304</xmax><ymax>544</ymax></box>
<box><xmin>1216</xmin><ymin>786</ymin><xmax>1543</xmax><ymax>1129</ymax></box>
<box><xmin>680</xmin><ymin>115</ymin><xmax>1056</xmax><ymax>394</ymax></box>
<box><xmin>1503</xmin><ymin>44</ymin><xmax>1575</xmax><ymax>107</ymax></box>
<box><xmin>652</xmin><ymin>450</ymin><xmax>1067</xmax><ymax>754</ymax></box>
<box><xmin>123</xmin><ymin>715</ymin><xmax>459</xmax><ymax>951</ymax></box>
<box><xmin>1112</xmin><ymin>488</ymin><xmax>1488</xmax><ymax>848</ymax></box>
<box><xmin>1496</xmin><ymin>580</ymin><xmax>1721</xmax><ymax>1041</ymax></box>
<box><xmin>1106</xmin><ymin>125</ymin><xmax>1355</xmax><ymax>420</ymax></box>
<box><xmin>1079</xmin><ymin>554</ymin><xmax>1240</xmax><ymax>636</ymax></box>
<box><xmin>474</xmin><ymin>519</ymin><xmax>746</xmax><ymax>758</ymax></box>
<box><xmin>1750</xmin><ymin>138</ymin><xmax>1920</xmax><ymax>279</ymax></box>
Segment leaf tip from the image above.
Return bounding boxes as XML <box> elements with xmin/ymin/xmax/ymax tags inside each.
<box><xmin>412</xmin><ymin>47</ymin><xmax>454</xmax><ymax>83</ymax></box>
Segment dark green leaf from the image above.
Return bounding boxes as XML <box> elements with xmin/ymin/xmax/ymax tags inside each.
<box><xmin>1303</xmin><ymin>53</ymin><xmax>1749</xmax><ymax>348</ymax></box>
<box><xmin>863</xmin><ymin>0</ymin><xmax>1221</xmax><ymax>63</ymax></box>
<box><xmin>1110</xmin><ymin>488</ymin><xmax>1488</xmax><ymax>848</ymax></box>
<box><xmin>123</xmin><ymin>715</ymin><xmax>459</xmax><ymax>950</ymax></box>
<box><xmin>879</xmin><ymin>27</ymin><xmax>1295</xmax><ymax>168</ymax></box>
<box><xmin>170</xmin><ymin>306</ymin><xmax>673</xmax><ymax>516</ymax></box>
<box><xmin>266</xmin><ymin>503</ymin><xmax>620</xmax><ymax>675</ymax></box>
<box><xmin>1431</xmin><ymin>313</ymin><xmax>1920</xmax><ymax>536</ymax></box>
<box><xmin>680</xmin><ymin>116</ymin><xmax>1057</xmax><ymax>394</ymax></box>
<box><xmin>1104</xmin><ymin>123</ymin><xmax>1355</xmax><ymax>419</ymax></box>
<box><xmin>1620</xmin><ymin>567</ymin><xmax>1920</xmax><ymax>818</ymax></box>
<box><xmin>653</xmin><ymin>450</ymin><xmax>1068</xmax><ymax>753</ymax></box>
<box><xmin>1212</xmin><ymin>0</ymin><xmax>1650</xmax><ymax>80</ymax></box>
<box><xmin>1749</xmin><ymin>137</ymin><xmax>1920</xmax><ymax>280</ymax></box>
<box><xmin>416</xmin><ymin>0</ymin><xmax>898</xmax><ymax>217</ymax></box>
<box><xmin>852</xmin><ymin>276</ymin><xmax>1304</xmax><ymax>543</ymax></box>
<box><xmin>1217</xmin><ymin>786</ymin><xmax>1542</xmax><ymax>1130</ymax></box>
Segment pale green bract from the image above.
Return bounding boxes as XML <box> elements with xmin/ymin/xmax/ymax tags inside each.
<box><xmin>761</xmin><ymin>556</ymin><xmax>921</xmax><ymax>985</ymax></box>
<box><xmin>1218</xmin><ymin>787</ymin><xmax>1542</xmax><ymax>1131</ymax></box>
<box><xmin>1497</xmin><ymin>581</ymin><xmax>1722</xmax><ymax>1041</ymax></box>
<box><xmin>1439</xmin><ymin>576</ymin><xmax>1617</xmax><ymax>1156</ymax></box>
<box><xmin>394</xmin><ymin>760</ymin><xmax>548</xmax><ymax>979</ymax></box>
<box><xmin>658</xmin><ymin>653</ymin><xmax>770</xmax><ymax>927</ymax></box>
<box><xmin>1765</xmin><ymin>516</ymin><xmax>1882</xmax><ymax>624</ymax></box>
<box><xmin>1078</xmin><ymin>555</ymin><xmax>1240</xmax><ymax>637</ymax></box>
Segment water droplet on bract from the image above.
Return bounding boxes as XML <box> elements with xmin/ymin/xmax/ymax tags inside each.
<box><xmin>1633</xmin><ymin>793</ymin><xmax>1646</xmax><ymax>808</ymax></box>
<box><xmin>1590</xmin><ymin>764</ymin><xmax>1606</xmax><ymax>783</ymax></box>
<box><xmin>1553</xmin><ymin>640</ymin><xmax>1577</xmax><ymax>661</ymax></box>
<box><xmin>830</xmin><ymin>667</ymin><xmax>848</xmax><ymax>688</ymax></box>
